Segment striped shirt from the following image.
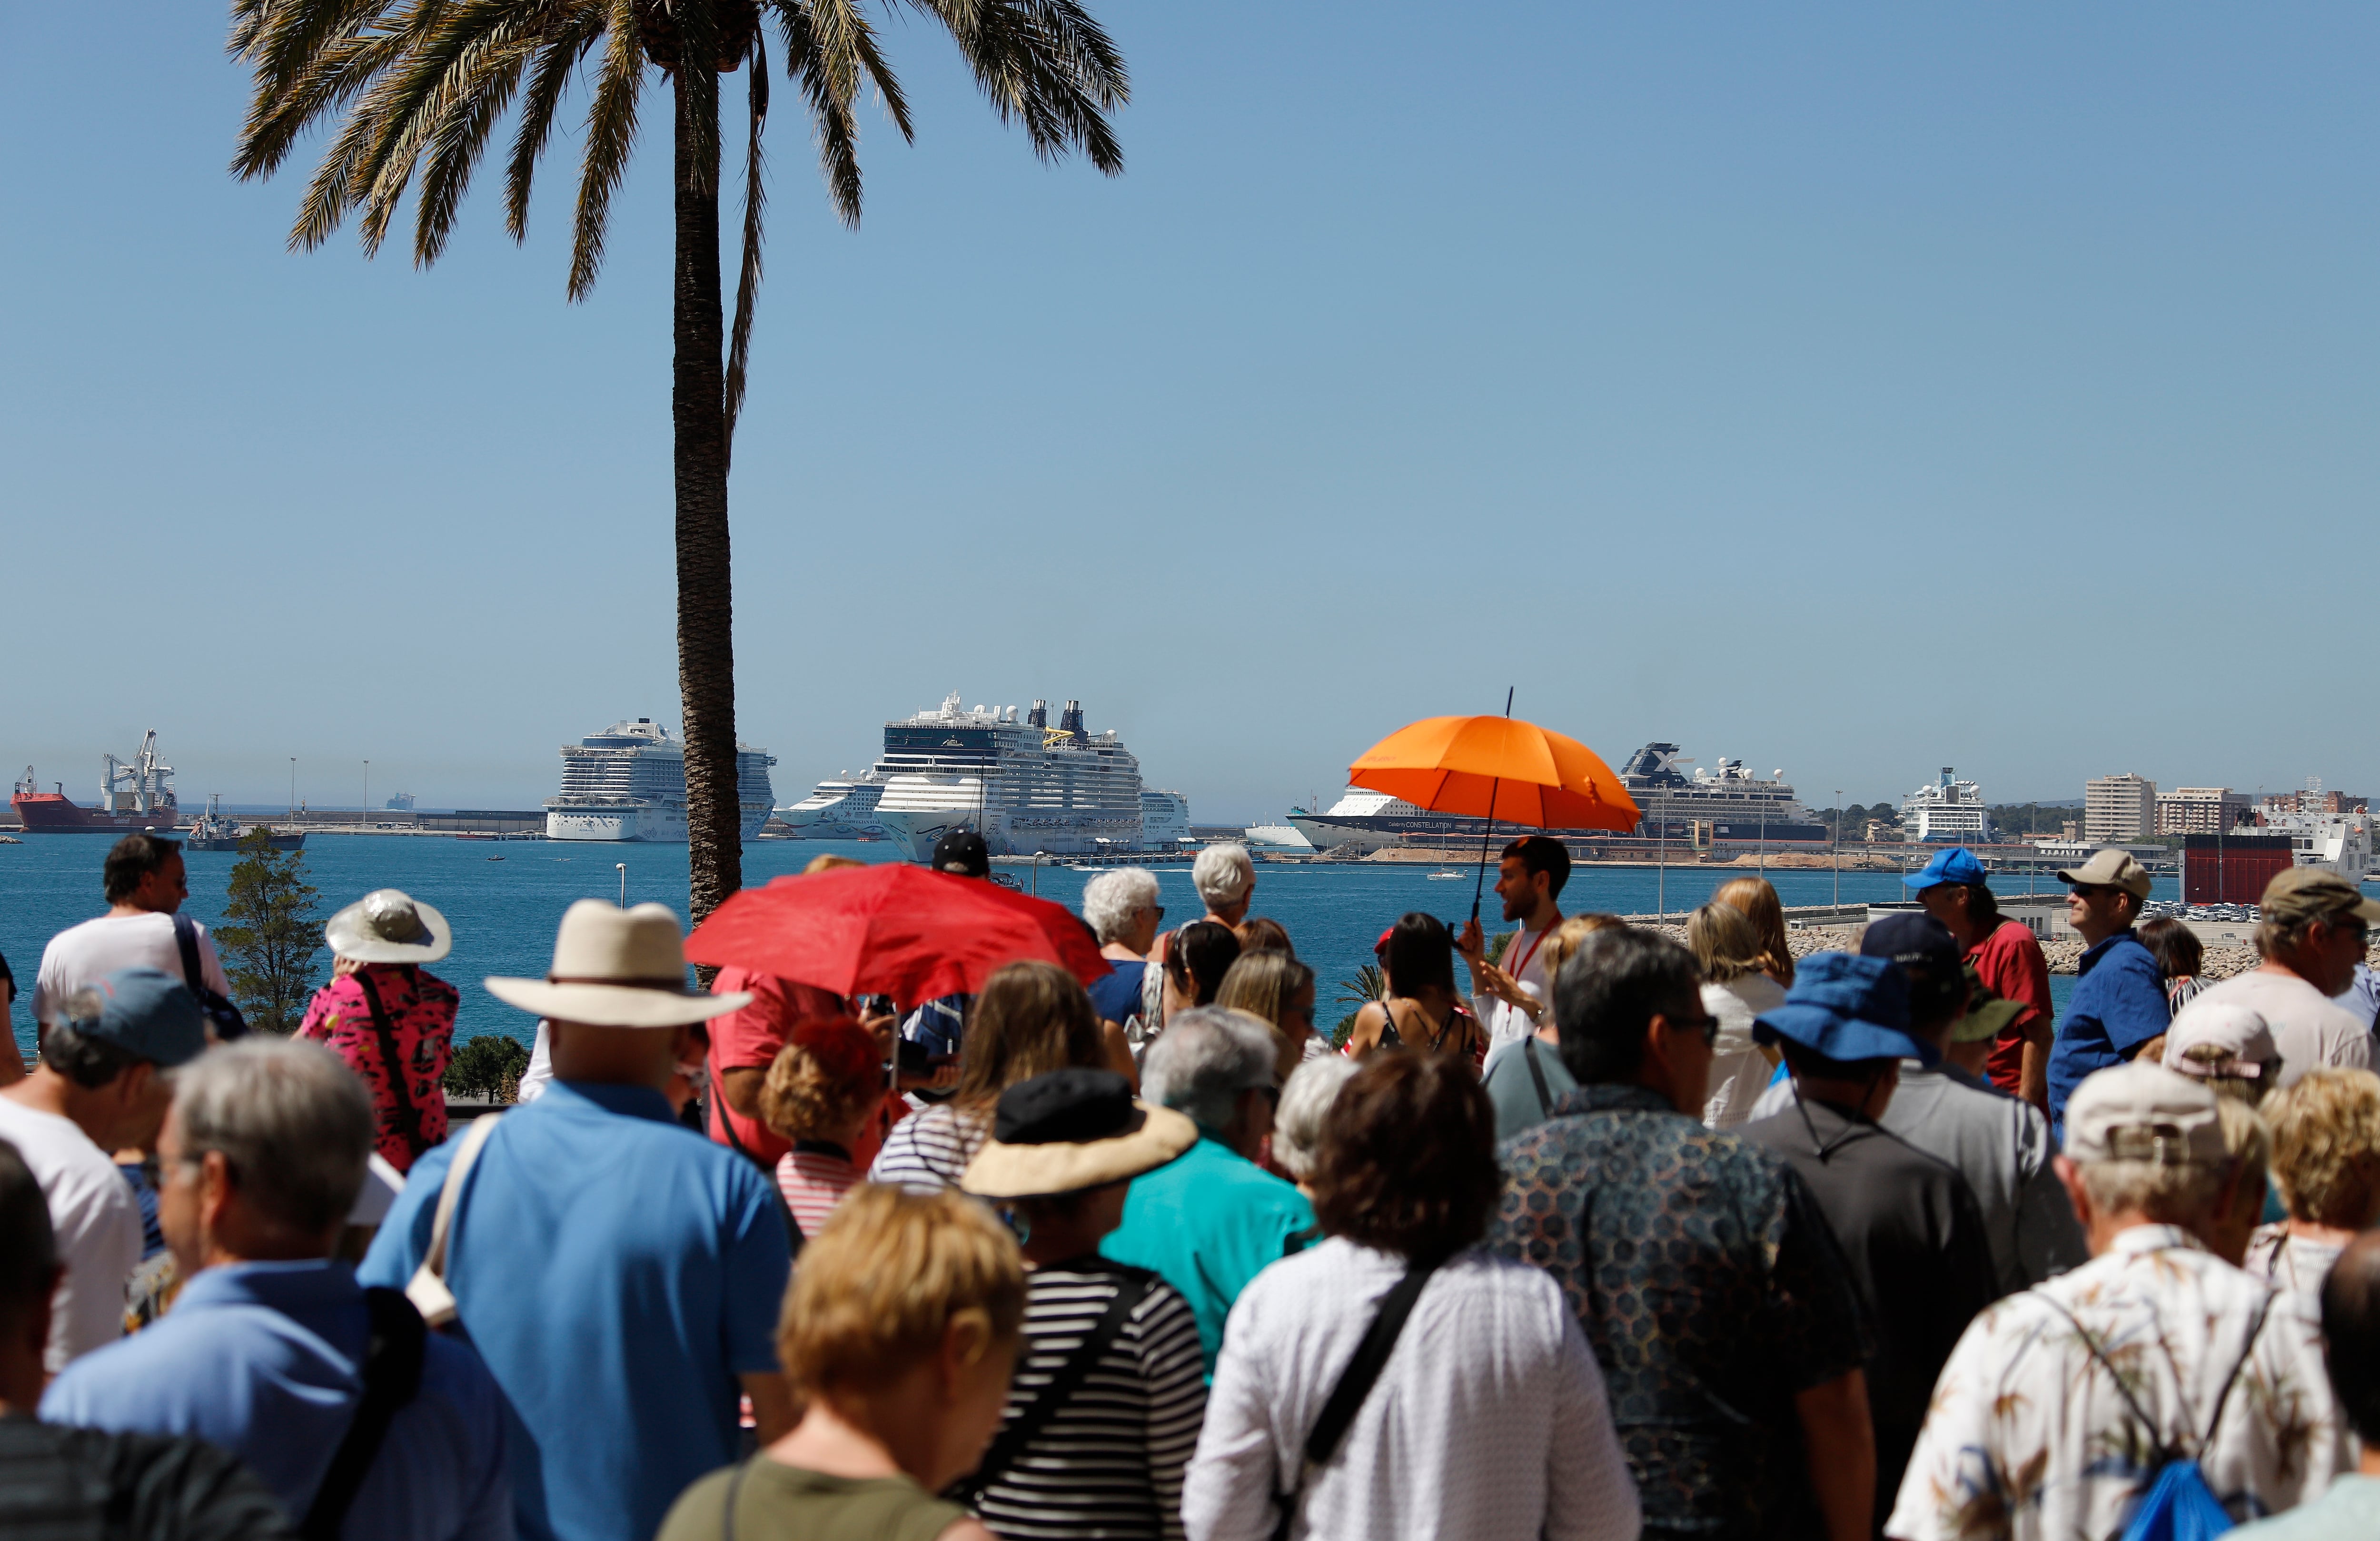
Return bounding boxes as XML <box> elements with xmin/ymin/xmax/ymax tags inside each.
<box><xmin>774</xmin><ymin>1143</ymin><xmax>861</xmax><ymax>1237</ymax></box>
<box><xmin>866</xmin><ymin>1103</ymin><xmax>989</xmax><ymax>1195</ymax></box>
<box><xmin>973</xmin><ymin>1261</ymin><xmax>1207</xmax><ymax>1541</ymax></box>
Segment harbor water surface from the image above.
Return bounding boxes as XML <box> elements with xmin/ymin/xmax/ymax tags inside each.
<box><xmin>4</xmin><ymin>837</ymin><xmax>2130</xmax><ymax>1063</ymax></box>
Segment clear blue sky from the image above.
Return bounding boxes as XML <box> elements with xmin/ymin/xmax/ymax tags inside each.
<box><xmin>5</xmin><ymin>5</ymin><xmax>2373</xmax><ymax>822</ymax></box>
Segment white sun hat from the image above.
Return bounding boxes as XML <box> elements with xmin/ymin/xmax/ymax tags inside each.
<box><xmin>325</xmin><ymin>889</ymin><xmax>453</xmax><ymax>964</ymax></box>
<box><xmin>486</xmin><ymin>899</ymin><xmax>749</xmax><ymax>1028</ymax></box>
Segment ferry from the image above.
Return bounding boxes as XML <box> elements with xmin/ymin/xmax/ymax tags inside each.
<box><xmin>863</xmin><ymin>693</ymin><xmax>1145</xmax><ymax>860</ymax></box>
<box><xmin>543</xmin><ymin>718</ymin><xmax>776</xmax><ymax>843</ymax></box>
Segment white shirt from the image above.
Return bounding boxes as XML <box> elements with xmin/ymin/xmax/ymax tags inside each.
<box><xmin>1473</xmin><ymin>919</ymin><xmax>1558</xmax><ymax>1049</ymax></box>
<box><xmin>1888</xmin><ymin>1225</ymin><xmax>2350</xmax><ymax>1541</ymax></box>
<box><xmin>0</xmin><ymin>1096</ymin><xmax>141</xmax><ymax>1374</ymax></box>
<box><xmin>1183</xmin><ymin>1238</ymin><xmax>1640</xmax><ymax>1541</ymax></box>
<box><xmin>1699</xmin><ymin>973</ymin><xmax>1787</xmax><ymax>1128</ymax></box>
<box><xmin>33</xmin><ymin>912</ymin><xmax>231</xmax><ymax>1027</ymax></box>
<box><xmin>2189</xmin><ymin>970</ymin><xmax>2374</xmax><ymax>1088</ymax></box>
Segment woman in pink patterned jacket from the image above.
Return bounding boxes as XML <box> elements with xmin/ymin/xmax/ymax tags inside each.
<box><xmin>297</xmin><ymin>888</ymin><xmax>457</xmax><ymax>1171</ymax></box>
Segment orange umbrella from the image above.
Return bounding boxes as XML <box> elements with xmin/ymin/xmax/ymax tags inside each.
<box><xmin>1348</xmin><ymin>701</ymin><xmax>1638</xmax><ymax>917</ymax></box>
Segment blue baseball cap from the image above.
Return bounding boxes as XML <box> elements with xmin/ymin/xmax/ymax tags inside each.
<box><xmin>1753</xmin><ymin>952</ymin><xmax>1936</xmax><ymax>1067</ymax></box>
<box><xmin>1903</xmin><ymin>847</ymin><xmax>1989</xmax><ymax>891</ymax></box>
<box><xmin>60</xmin><ymin>968</ymin><xmax>208</xmax><ymax>1068</ymax></box>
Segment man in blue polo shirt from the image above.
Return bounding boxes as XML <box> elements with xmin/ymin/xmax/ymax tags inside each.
<box><xmin>360</xmin><ymin>902</ymin><xmax>794</xmax><ymax>1541</ymax></box>
<box><xmin>2045</xmin><ymin>850</ymin><xmax>2171</xmax><ymax>1140</ymax></box>
<box><xmin>44</xmin><ymin>1036</ymin><xmax>509</xmax><ymax>1541</ymax></box>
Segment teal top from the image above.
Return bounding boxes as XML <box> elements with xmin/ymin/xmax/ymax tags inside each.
<box><xmin>2233</xmin><ymin>1475</ymin><xmax>2380</xmax><ymax>1539</ymax></box>
<box><xmin>1101</xmin><ymin>1133</ymin><xmax>1315</xmax><ymax>1375</ymax></box>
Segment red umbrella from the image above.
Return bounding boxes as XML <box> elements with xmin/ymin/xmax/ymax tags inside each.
<box><xmin>683</xmin><ymin>862</ymin><xmax>1109</xmax><ymax>1007</ymax></box>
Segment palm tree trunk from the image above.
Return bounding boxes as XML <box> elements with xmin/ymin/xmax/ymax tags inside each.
<box><xmin>673</xmin><ymin>68</ymin><xmax>741</xmax><ymax>925</ymax></box>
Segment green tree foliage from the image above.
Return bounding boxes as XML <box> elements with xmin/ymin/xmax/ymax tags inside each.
<box><xmin>213</xmin><ymin>830</ymin><xmax>322</xmax><ymax>1034</ymax></box>
<box><xmin>1330</xmin><ymin>963</ymin><xmax>1386</xmax><ymax>1050</ymax></box>
<box><xmin>1989</xmin><ymin>803</ymin><xmax>2083</xmax><ymax>838</ymax></box>
<box><xmin>227</xmin><ymin>0</ymin><xmax>1128</xmax><ymax>926</ymax></box>
<box><xmin>446</xmin><ymin>1035</ymin><xmax>531</xmax><ymax>1103</ymax></box>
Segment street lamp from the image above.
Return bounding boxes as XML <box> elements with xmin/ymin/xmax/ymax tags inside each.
<box><xmin>616</xmin><ymin>863</ymin><xmax>627</xmax><ymax>907</ymax></box>
<box><xmin>1833</xmin><ymin>790</ymin><xmax>1843</xmax><ymax>907</ymax></box>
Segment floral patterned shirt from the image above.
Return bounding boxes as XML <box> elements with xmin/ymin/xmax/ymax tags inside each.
<box><xmin>1887</xmin><ymin>1225</ymin><xmax>2351</xmax><ymax>1541</ymax></box>
<box><xmin>297</xmin><ymin>965</ymin><xmax>458</xmax><ymax>1172</ymax></box>
<box><xmin>1490</xmin><ymin>1081</ymin><xmax>1868</xmax><ymax>1540</ymax></box>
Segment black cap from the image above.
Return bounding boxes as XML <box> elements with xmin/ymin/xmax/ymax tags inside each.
<box><xmin>993</xmin><ymin>1069</ymin><xmax>1141</xmax><ymax>1145</ymax></box>
<box><xmin>1860</xmin><ymin>911</ymin><xmax>1962</xmax><ymax>977</ymax></box>
<box><xmin>933</xmin><ymin>829</ymin><xmax>991</xmax><ymax>879</ymax></box>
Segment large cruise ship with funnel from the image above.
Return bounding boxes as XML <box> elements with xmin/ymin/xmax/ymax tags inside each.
<box><xmin>863</xmin><ymin>692</ymin><xmax>1145</xmax><ymax>860</ymax></box>
<box><xmin>1287</xmin><ymin>741</ymin><xmax>1824</xmax><ymax>854</ymax></box>
<box><xmin>777</xmin><ymin>773</ymin><xmax>891</xmax><ymax>839</ymax></box>
<box><xmin>544</xmin><ymin>718</ymin><xmax>776</xmax><ymax>842</ymax></box>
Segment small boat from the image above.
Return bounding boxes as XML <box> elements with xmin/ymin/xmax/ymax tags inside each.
<box><xmin>184</xmin><ymin>795</ymin><xmax>305</xmax><ymax>852</ymax></box>
<box><xmin>1426</xmin><ymin>870</ymin><xmax>1465</xmax><ymax>879</ymax></box>
<box><xmin>487</xmin><ymin>855</ymin><xmax>506</xmax><ymax>861</ymax></box>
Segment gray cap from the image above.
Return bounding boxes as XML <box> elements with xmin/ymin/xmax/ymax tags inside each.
<box><xmin>60</xmin><ymin>968</ymin><xmax>208</xmax><ymax>1068</ymax></box>
<box><xmin>2063</xmin><ymin>1061</ymin><xmax>2226</xmax><ymax>1166</ymax></box>
<box><xmin>2056</xmin><ymin>849</ymin><xmax>2153</xmax><ymax>900</ymax></box>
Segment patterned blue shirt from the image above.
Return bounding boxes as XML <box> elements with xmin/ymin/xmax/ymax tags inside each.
<box><xmin>1489</xmin><ymin>1082</ymin><xmax>1866</xmax><ymax>1541</ymax></box>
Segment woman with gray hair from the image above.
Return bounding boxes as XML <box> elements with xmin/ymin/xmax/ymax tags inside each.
<box><xmin>1082</xmin><ymin>868</ymin><xmax>1163</xmax><ymax>1037</ymax></box>
<box><xmin>1270</xmin><ymin>1054</ymin><xmax>1358</xmax><ymax>1196</ymax></box>
<box><xmin>1191</xmin><ymin>844</ymin><xmax>1256</xmax><ymax>934</ymax></box>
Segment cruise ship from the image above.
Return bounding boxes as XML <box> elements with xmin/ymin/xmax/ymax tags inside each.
<box><xmin>544</xmin><ymin>718</ymin><xmax>776</xmax><ymax>842</ymax></box>
<box><xmin>863</xmin><ymin>693</ymin><xmax>1145</xmax><ymax>860</ymax></box>
<box><xmin>1286</xmin><ymin>741</ymin><xmax>1824</xmax><ymax>854</ymax></box>
<box><xmin>776</xmin><ymin>774</ymin><xmax>891</xmax><ymax>839</ymax></box>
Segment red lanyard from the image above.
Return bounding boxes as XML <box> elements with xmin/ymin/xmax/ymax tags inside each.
<box><xmin>1506</xmin><ymin>925</ymin><xmax>1549</xmax><ymax>983</ymax></box>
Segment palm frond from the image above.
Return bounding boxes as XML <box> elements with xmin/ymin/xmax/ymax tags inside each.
<box><xmin>414</xmin><ymin>36</ymin><xmax>537</xmax><ymax>263</ymax></box>
<box><xmin>347</xmin><ymin>13</ymin><xmax>539</xmax><ymax>258</ymax></box>
<box><xmin>772</xmin><ymin>0</ymin><xmax>866</xmax><ymax>226</ymax></box>
<box><xmin>670</xmin><ymin>0</ymin><xmax>724</xmax><ymax>196</ymax></box>
<box><xmin>905</xmin><ymin>0</ymin><xmax>1128</xmax><ymax>173</ymax></box>
<box><xmin>506</xmin><ymin>11</ymin><xmax>604</xmax><ymax>240</ymax></box>
<box><xmin>568</xmin><ymin>0</ymin><xmax>646</xmax><ymax>301</ymax></box>
<box><xmin>724</xmin><ymin>39</ymin><xmax>769</xmax><ymax>461</ymax></box>
<box><xmin>235</xmin><ymin>19</ymin><xmax>417</xmax><ymax>186</ymax></box>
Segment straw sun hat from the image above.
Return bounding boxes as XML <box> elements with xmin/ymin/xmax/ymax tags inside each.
<box><xmin>962</xmin><ymin>1069</ymin><xmax>1197</xmax><ymax>1201</ymax></box>
<box><xmin>325</xmin><ymin>889</ymin><xmax>452</xmax><ymax>964</ymax></box>
<box><xmin>486</xmin><ymin>899</ymin><xmax>749</xmax><ymax>1029</ymax></box>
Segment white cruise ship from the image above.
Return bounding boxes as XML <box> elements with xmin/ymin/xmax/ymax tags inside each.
<box><xmin>864</xmin><ymin>693</ymin><xmax>1145</xmax><ymax>860</ymax></box>
<box><xmin>1141</xmin><ymin>790</ymin><xmax>1191</xmax><ymax>849</ymax></box>
<box><xmin>544</xmin><ymin>718</ymin><xmax>776</xmax><ymax>842</ymax></box>
<box><xmin>777</xmin><ymin>773</ymin><xmax>890</xmax><ymax>839</ymax></box>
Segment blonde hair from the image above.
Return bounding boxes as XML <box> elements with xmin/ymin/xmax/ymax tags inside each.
<box><xmin>777</xmin><ymin>1184</ymin><xmax>1024</xmax><ymax>1396</ymax></box>
<box><xmin>1686</xmin><ymin>903</ymin><xmax>1767</xmax><ymax>986</ymax></box>
<box><xmin>1712</xmin><ymin>877</ymin><xmax>1794</xmax><ymax>985</ymax></box>
<box><xmin>2263</xmin><ymin>1068</ymin><xmax>2380</xmax><ymax>1228</ymax></box>
<box><xmin>1536</xmin><ymin>914</ymin><xmax>1625</xmax><ymax>988</ymax></box>
<box><xmin>757</xmin><ymin>1018</ymin><xmax>884</xmax><ymax>1143</ymax></box>
<box><xmin>803</xmin><ymin>853</ymin><xmax>866</xmax><ymax>876</ymax></box>
<box><xmin>1217</xmin><ymin>950</ymin><xmax>1319</xmax><ymax>1082</ymax></box>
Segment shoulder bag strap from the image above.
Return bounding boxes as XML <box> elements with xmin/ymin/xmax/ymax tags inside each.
<box><xmin>952</xmin><ymin>1271</ymin><xmax>1158</xmax><ymax>1508</ymax></box>
<box><xmin>354</xmin><ymin>972</ymin><xmax>428</xmax><ymax>1162</ymax></box>
<box><xmin>2039</xmin><ymin>1294</ymin><xmax>2172</xmax><ymax>1462</ymax></box>
<box><xmin>405</xmin><ymin>1113</ymin><xmax>504</xmax><ymax>1328</ymax></box>
<box><xmin>718</xmin><ymin>1457</ymin><xmax>754</xmax><ymax>1541</ymax></box>
<box><xmin>1523</xmin><ymin>1037</ymin><xmax>1555</xmax><ymax>1119</ymax></box>
<box><xmin>2196</xmin><ymin>1291</ymin><xmax>2273</xmax><ymax>1455</ymax></box>
<box><xmin>299</xmin><ymin>1286</ymin><xmax>428</xmax><ymax>1541</ymax></box>
<box><xmin>171</xmin><ymin>913</ymin><xmax>206</xmax><ymax>994</ymax></box>
<box><xmin>1271</xmin><ymin>1256</ymin><xmax>1443</xmax><ymax>1541</ymax></box>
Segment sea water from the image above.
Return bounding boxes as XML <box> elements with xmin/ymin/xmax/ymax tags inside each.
<box><xmin>2</xmin><ymin>836</ymin><xmax>2111</xmax><ymax>1062</ymax></box>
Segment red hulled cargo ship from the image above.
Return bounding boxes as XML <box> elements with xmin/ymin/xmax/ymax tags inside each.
<box><xmin>12</xmin><ymin>731</ymin><xmax>182</xmax><ymax>833</ymax></box>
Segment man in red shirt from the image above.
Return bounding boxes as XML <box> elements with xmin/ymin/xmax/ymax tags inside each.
<box><xmin>1907</xmin><ymin>847</ymin><xmax>2054</xmax><ymax>1113</ymax></box>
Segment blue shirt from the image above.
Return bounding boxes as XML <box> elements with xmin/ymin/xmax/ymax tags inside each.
<box><xmin>358</xmin><ymin>1081</ymin><xmax>792</xmax><ymax>1541</ymax></box>
<box><xmin>1101</xmin><ymin>1133</ymin><xmax>1314</xmax><ymax>1375</ymax></box>
<box><xmin>42</xmin><ymin>1259</ymin><xmax>509</xmax><ymax>1541</ymax></box>
<box><xmin>1086</xmin><ymin>961</ymin><xmax>1145</xmax><ymax>1026</ymax></box>
<box><xmin>2048</xmin><ymin>931</ymin><xmax>2172</xmax><ymax>1137</ymax></box>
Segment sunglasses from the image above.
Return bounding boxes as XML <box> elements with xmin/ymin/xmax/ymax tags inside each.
<box><xmin>1662</xmin><ymin>1009</ymin><xmax>1721</xmax><ymax>1048</ymax></box>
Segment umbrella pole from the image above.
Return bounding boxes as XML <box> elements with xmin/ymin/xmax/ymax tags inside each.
<box><xmin>1471</xmin><ymin>688</ymin><xmax>1515</xmax><ymax>923</ymax></box>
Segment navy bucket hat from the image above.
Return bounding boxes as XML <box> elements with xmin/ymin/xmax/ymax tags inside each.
<box><xmin>1903</xmin><ymin>847</ymin><xmax>1989</xmax><ymax>891</ymax></box>
<box><xmin>1754</xmin><ymin>952</ymin><xmax>1936</xmax><ymax>1067</ymax></box>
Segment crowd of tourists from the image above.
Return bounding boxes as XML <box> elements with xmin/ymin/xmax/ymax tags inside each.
<box><xmin>7</xmin><ymin>827</ymin><xmax>2380</xmax><ymax>1540</ymax></box>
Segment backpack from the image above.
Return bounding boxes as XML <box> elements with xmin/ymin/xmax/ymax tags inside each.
<box><xmin>2044</xmin><ymin>1291</ymin><xmax>2272</xmax><ymax>1541</ymax></box>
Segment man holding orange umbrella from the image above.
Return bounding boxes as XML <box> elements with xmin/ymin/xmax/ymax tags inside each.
<box><xmin>1456</xmin><ymin>835</ymin><xmax>1571</xmax><ymax>1048</ymax></box>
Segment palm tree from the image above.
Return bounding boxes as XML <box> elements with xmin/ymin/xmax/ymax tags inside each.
<box><xmin>227</xmin><ymin>0</ymin><xmax>1126</xmax><ymax>922</ymax></box>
